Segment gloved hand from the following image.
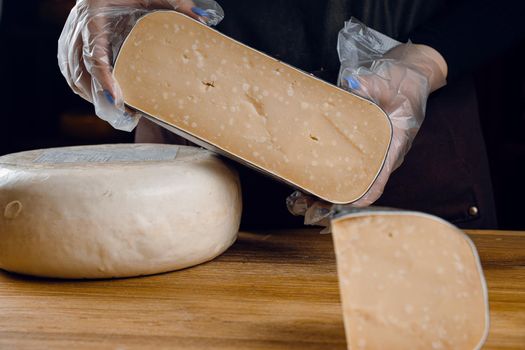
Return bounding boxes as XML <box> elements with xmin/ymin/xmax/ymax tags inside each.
<box><xmin>288</xmin><ymin>18</ymin><xmax>448</xmax><ymax>226</ymax></box>
<box><xmin>58</xmin><ymin>0</ymin><xmax>224</xmax><ymax>131</ymax></box>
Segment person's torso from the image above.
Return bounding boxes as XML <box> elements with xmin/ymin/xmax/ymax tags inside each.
<box><xmin>216</xmin><ymin>0</ymin><xmax>446</xmax><ymax>82</ymax></box>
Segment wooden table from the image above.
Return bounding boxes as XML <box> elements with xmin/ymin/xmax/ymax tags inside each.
<box><xmin>0</xmin><ymin>229</ymin><xmax>523</xmax><ymax>349</ymax></box>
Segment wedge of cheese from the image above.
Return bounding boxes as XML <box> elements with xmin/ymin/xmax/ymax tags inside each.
<box><xmin>114</xmin><ymin>11</ymin><xmax>392</xmax><ymax>204</ymax></box>
<box><xmin>331</xmin><ymin>209</ymin><xmax>489</xmax><ymax>350</ymax></box>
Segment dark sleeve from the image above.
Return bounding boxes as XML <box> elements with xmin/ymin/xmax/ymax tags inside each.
<box><xmin>410</xmin><ymin>0</ymin><xmax>525</xmax><ymax>81</ymax></box>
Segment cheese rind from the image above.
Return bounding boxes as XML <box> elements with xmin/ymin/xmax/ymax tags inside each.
<box><xmin>331</xmin><ymin>210</ymin><xmax>489</xmax><ymax>350</ymax></box>
<box><xmin>114</xmin><ymin>11</ymin><xmax>392</xmax><ymax>204</ymax></box>
<box><xmin>0</xmin><ymin>144</ymin><xmax>242</xmax><ymax>279</ymax></box>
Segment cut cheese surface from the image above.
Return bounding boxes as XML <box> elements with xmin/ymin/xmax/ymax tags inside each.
<box><xmin>331</xmin><ymin>211</ymin><xmax>489</xmax><ymax>350</ymax></box>
<box><xmin>114</xmin><ymin>11</ymin><xmax>392</xmax><ymax>204</ymax></box>
<box><xmin>0</xmin><ymin>144</ymin><xmax>242</xmax><ymax>279</ymax></box>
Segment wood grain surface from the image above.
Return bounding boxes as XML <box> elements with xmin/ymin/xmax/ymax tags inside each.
<box><xmin>0</xmin><ymin>229</ymin><xmax>523</xmax><ymax>349</ymax></box>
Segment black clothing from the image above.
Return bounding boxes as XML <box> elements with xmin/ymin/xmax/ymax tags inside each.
<box><xmin>216</xmin><ymin>0</ymin><xmax>525</xmax><ymax>83</ymax></box>
<box><xmin>410</xmin><ymin>0</ymin><xmax>525</xmax><ymax>81</ymax></box>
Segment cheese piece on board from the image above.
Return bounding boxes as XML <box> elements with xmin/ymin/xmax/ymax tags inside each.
<box><xmin>114</xmin><ymin>11</ymin><xmax>392</xmax><ymax>204</ymax></box>
<box><xmin>0</xmin><ymin>144</ymin><xmax>242</xmax><ymax>279</ymax></box>
<box><xmin>331</xmin><ymin>210</ymin><xmax>489</xmax><ymax>350</ymax></box>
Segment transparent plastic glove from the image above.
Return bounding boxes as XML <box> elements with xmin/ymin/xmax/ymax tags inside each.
<box><xmin>58</xmin><ymin>0</ymin><xmax>224</xmax><ymax>131</ymax></box>
<box><xmin>287</xmin><ymin>18</ymin><xmax>447</xmax><ymax>226</ymax></box>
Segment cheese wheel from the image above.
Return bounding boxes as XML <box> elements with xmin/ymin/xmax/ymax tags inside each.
<box><xmin>331</xmin><ymin>209</ymin><xmax>489</xmax><ymax>350</ymax></box>
<box><xmin>114</xmin><ymin>11</ymin><xmax>392</xmax><ymax>204</ymax></box>
<box><xmin>0</xmin><ymin>144</ymin><xmax>242</xmax><ymax>279</ymax></box>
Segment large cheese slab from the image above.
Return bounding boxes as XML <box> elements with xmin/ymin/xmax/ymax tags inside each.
<box><xmin>331</xmin><ymin>209</ymin><xmax>489</xmax><ymax>350</ymax></box>
<box><xmin>0</xmin><ymin>144</ymin><xmax>242</xmax><ymax>279</ymax></box>
<box><xmin>114</xmin><ymin>11</ymin><xmax>392</xmax><ymax>204</ymax></box>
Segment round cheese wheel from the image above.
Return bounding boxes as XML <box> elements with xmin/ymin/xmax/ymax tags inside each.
<box><xmin>0</xmin><ymin>144</ymin><xmax>242</xmax><ymax>279</ymax></box>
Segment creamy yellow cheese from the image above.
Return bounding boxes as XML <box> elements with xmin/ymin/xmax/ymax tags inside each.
<box><xmin>114</xmin><ymin>11</ymin><xmax>392</xmax><ymax>204</ymax></box>
<box><xmin>331</xmin><ymin>211</ymin><xmax>489</xmax><ymax>350</ymax></box>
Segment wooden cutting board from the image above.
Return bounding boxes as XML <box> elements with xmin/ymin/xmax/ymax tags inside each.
<box><xmin>0</xmin><ymin>229</ymin><xmax>523</xmax><ymax>349</ymax></box>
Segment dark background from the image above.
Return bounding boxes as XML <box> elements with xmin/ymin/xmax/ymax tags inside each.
<box><xmin>0</xmin><ymin>1</ymin><xmax>524</xmax><ymax>229</ymax></box>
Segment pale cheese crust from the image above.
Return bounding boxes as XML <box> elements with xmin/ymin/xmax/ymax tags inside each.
<box><xmin>0</xmin><ymin>144</ymin><xmax>242</xmax><ymax>279</ymax></box>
